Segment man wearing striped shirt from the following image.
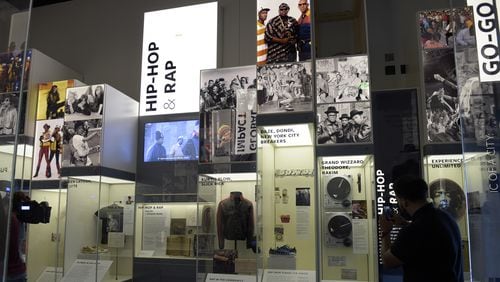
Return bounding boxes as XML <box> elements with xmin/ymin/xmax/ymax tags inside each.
<box><xmin>257</xmin><ymin>7</ymin><xmax>270</xmax><ymax>65</ymax></box>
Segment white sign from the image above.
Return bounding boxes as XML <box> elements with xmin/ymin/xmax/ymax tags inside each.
<box><xmin>36</xmin><ymin>267</ymin><xmax>63</xmax><ymax>282</ymax></box>
<box><xmin>259</xmin><ymin>124</ymin><xmax>313</xmax><ymax>147</ymax></box>
<box><xmin>61</xmin><ymin>259</ymin><xmax>112</xmax><ymax>282</ymax></box>
<box><xmin>263</xmin><ymin>269</ymin><xmax>315</xmax><ymax>282</ymax></box>
<box><xmin>206</xmin><ymin>273</ymin><xmax>255</xmax><ymax>282</ymax></box>
<box><xmin>140</xmin><ymin>2</ymin><xmax>217</xmax><ymax>116</ymax></box>
<box><xmin>468</xmin><ymin>0</ymin><xmax>500</xmax><ymax>82</ymax></box>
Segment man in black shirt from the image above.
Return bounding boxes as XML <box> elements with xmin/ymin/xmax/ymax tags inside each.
<box><xmin>380</xmin><ymin>175</ymin><xmax>464</xmax><ymax>282</ymax></box>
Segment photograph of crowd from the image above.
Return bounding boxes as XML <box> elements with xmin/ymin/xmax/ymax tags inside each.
<box><xmin>418</xmin><ymin>7</ymin><xmax>473</xmax><ymax>50</ymax></box>
<box><xmin>454</xmin><ymin>39</ymin><xmax>496</xmax><ymax>143</ymax></box>
<box><xmin>200</xmin><ymin>66</ymin><xmax>257</xmax><ymax>112</ymax></box>
<box><xmin>257</xmin><ymin>0</ymin><xmax>311</xmax><ymax>64</ymax></box>
<box><xmin>423</xmin><ymin>48</ymin><xmax>461</xmax><ymax>143</ymax></box>
<box><xmin>65</xmin><ymin>85</ymin><xmax>104</xmax><ymax>121</ymax></box>
<box><xmin>316</xmin><ymin>55</ymin><xmax>369</xmax><ymax>104</ymax></box>
<box><xmin>0</xmin><ymin>49</ymin><xmax>31</xmax><ymax>93</ymax></box>
<box><xmin>257</xmin><ymin>61</ymin><xmax>312</xmax><ymax>113</ymax></box>
<box><xmin>0</xmin><ymin>93</ymin><xmax>23</xmax><ymax>136</ymax></box>
<box><xmin>32</xmin><ymin>119</ymin><xmax>64</xmax><ymax>180</ymax></box>
<box><xmin>317</xmin><ymin>102</ymin><xmax>372</xmax><ymax>144</ymax></box>
<box><xmin>62</xmin><ymin>119</ymin><xmax>102</xmax><ymax>167</ymax></box>
<box><xmin>37</xmin><ymin>80</ymin><xmax>75</xmax><ymax>120</ymax></box>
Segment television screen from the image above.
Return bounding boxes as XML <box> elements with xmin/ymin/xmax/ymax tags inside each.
<box><xmin>144</xmin><ymin>120</ymin><xmax>199</xmax><ymax>162</ymax></box>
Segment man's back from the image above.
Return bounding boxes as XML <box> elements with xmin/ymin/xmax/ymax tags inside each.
<box><xmin>391</xmin><ymin>203</ymin><xmax>464</xmax><ymax>282</ymax></box>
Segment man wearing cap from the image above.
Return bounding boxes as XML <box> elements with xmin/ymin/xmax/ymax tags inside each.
<box><xmin>317</xmin><ymin>106</ymin><xmax>343</xmax><ymax>144</ymax></box>
<box><xmin>34</xmin><ymin>123</ymin><xmax>52</xmax><ymax>177</ymax></box>
<box><xmin>146</xmin><ymin>130</ymin><xmax>167</xmax><ymax>162</ymax></box>
<box><xmin>49</xmin><ymin>124</ymin><xmax>63</xmax><ymax>176</ymax></box>
<box><xmin>338</xmin><ymin>113</ymin><xmax>351</xmax><ymax>143</ymax></box>
<box><xmin>297</xmin><ymin>0</ymin><xmax>311</xmax><ymax>61</ymax></box>
<box><xmin>169</xmin><ymin>136</ymin><xmax>185</xmax><ymax>159</ymax></box>
<box><xmin>346</xmin><ymin>109</ymin><xmax>368</xmax><ymax>143</ymax></box>
<box><xmin>257</xmin><ymin>7</ymin><xmax>270</xmax><ymax>65</ymax></box>
<box><xmin>265</xmin><ymin>3</ymin><xmax>299</xmax><ymax>63</ymax></box>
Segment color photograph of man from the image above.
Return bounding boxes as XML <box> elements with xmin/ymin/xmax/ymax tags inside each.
<box><xmin>257</xmin><ymin>0</ymin><xmax>311</xmax><ymax>64</ymax></box>
<box><xmin>37</xmin><ymin>83</ymin><xmax>68</xmax><ymax>120</ymax></box>
<box><xmin>32</xmin><ymin>119</ymin><xmax>64</xmax><ymax>180</ymax></box>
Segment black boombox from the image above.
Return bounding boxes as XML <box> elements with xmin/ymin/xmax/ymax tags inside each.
<box><xmin>17</xmin><ymin>200</ymin><xmax>51</xmax><ymax>224</ymax></box>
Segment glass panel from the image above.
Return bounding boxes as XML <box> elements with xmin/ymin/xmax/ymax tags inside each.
<box><xmin>257</xmin><ymin>123</ymin><xmax>317</xmax><ymax>281</ymax></box>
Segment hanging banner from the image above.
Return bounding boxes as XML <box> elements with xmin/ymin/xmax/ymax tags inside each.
<box><xmin>140</xmin><ymin>2</ymin><xmax>217</xmax><ymax>116</ymax></box>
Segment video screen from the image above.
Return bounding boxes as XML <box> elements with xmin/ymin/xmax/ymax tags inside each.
<box><xmin>144</xmin><ymin>120</ymin><xmax>199</xmax><ymax>162</ymax></box>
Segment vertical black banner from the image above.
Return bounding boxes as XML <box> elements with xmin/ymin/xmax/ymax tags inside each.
<box><xmin>372</xmin><ymin>89</ymin><xmax>421</xmax><ymax>281</ymax></box>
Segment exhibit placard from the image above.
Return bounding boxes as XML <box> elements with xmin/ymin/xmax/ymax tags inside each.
<box><xmin>61</xmin><ymin>259</ymin><xmax>112</xmax><ymax>282</ymax></box>
<box><xmin>140</xmin><ymin>2</ymin><xmax>217</xmax><ymax>116</ymax></box>
<box><xmin>206</xmin><ymin>273</ymin><xmax>256</xmax><ymax>282</ymax></box>
<box><xmin>259</xmin><ymin>124</ymin><xmax>313</xmax><ymax>147</ymax></box>
<box><xmin>263</xmin><ymin>269</ymin><xmax>315</xmax><ymax>282</ymax></box>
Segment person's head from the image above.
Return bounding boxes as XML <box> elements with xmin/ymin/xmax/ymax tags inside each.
<box><xmin>393</xmin><ymin>175</ymin><xmax>429</xmax><ymax>216</ymax></box>
<box><xmin>279</xmin><ymin>3</ymin><xmax>290</xmax><ymax>17</ymax></box>
<box><xmin>75</xmin><ymin>121</ymin><xmax>85</xmax><ymax>135</ymax></box>
<box><xmin>324</xmin><ymin>106</ymin><xmax>339</xmax><ymax>122</ymax></box>
<box><xmin>81</xmin><ymin>94</ymin><xmax>88</xmax><ymax>102</ymax></box>
<box><xmin>54</xmin><ymin>125</ymin><xmax>61</xmax><ymax>133</ymax></box>
<box><xmin>361</xmin><ymin>124</ymin><xmax>371</xmax><ymax>135</ymax></box>
<box><xmin>95</xmin><ymin>85</ymin><xmax>104</xmax><ymax>96</ymax></box>
<box><xmin>177</xmin><ymin>136</ymin><xmax>184</xmax><ymax>145</ymax></box>
<box><xmin>298</xmin><ymin>0</ymin><xmax>309</xmax><ymax>14</ymax></box>
<box><xmin>350</xmin><ymin>109</ymin><xmax>364</xmax><ymax>124</ymax></box>
<box><xmin>465</xmin><ymin>19</ymin><xmax>473</xmax><ymax>29</ymax></box>
<box><xmin>12</xmin><ymin>191</ymin><xmax>29</xmax><ymax>212</ymax></box>
<box><xmin>258</xmin><ymin>8</ymin><xmax>270</xmax><ymax>22</ymax></box>
<box><xmin>208</xmin><ymin>80</ymin><xmax>214</xmax><ymax>87</ymax></box>
<box><xmin>340</xmin><ymin>114</ymin><xmax>350</xmax><ymax>126</ymax></box>
<box><xmin>43</xmin><ymin>123</ymin><xmax>50</xmax><ymax>131</ymax></box>
<box><xmin>155</xmin><ymin>130</ymin><xmax>164</xmax><ymax>144</ymax></box>
<box><xmin>2</xmin><ymin>96</ymin><xmax>11</xmax><ymax>106</ymax></box>
<box><xmin>429</xmin><ymin>178</ymin><xmax>465</xmax><ymax>219</ymax></box>
<box><xmin>50</xmin><ymin>85</ymin><xmax>58</xmax><ymax>93</ymax></box>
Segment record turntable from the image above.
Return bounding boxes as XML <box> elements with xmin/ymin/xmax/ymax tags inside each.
<box><xmin>325</xmin><ymin>212</ymin><xmax>353</xmax><ymax>247</ymax></box>
<box><xmin>323</xmin><ymin>175</ymin><xmax>352</xmax><ymax>209</ymax></box>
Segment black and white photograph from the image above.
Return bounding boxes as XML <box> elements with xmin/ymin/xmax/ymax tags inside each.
<box><xmin>65</xmin><ymin>85</ymin><xmax>105</xmax><ymax>121</ymax></box>
<box><xmin>296</xmin><ymin>187</ymin><xmax>310</xmax><ymax>206</ymax></box>
<box><xmin>316</xmin><ymin>56</ymin><xmax>370</xmax><ymax>103</ymax></box>
<box><xmin>62</xmin><ymin>119</ymin><xmax>102</xmax><ymax>167</ymax></box>
<box><xmin>429</xmin><ymin>178</ymin><xmax>466</xmax><ymax>220</ymax></box>
<box><xmin>200</xmin><ymin>66</ymin><xmax>256</xmax><ymax>112</ymax></box>
<box><xmin>32</xmin><ymin>119</ymin><xmax>64</xmax><ymax>180</ymax></box>
<box><xmin>454</xmin><ymin>45</ymin><xmax>496</xmax><ymax>143</ymax></box>
<box><xmin>423</xmin><ymin>48</ymin><xmax>461</xmax><ymax>143</ymax></box>
<box><xmin>418</xmin><ymin>8</ymin><xmax>473</xmax><ymax>50</ymax></box>
<box><xmin>0</xmin><ymin>93</ymin><xmax>21</xmax><ymax>136</ymax></box>
<box><xmin>257</xmin><ymin>0</ymin><xmax>311</xmax><ymax>65</ymax></box>
<box><xmin>257</xmin><ymin>61</ymin><xmax>312</xmax><ymax>113</ymax></box>
<box><xmin>317</xmin><ymin>102</ymin><xmax>372</xmax><ymax>144</ymax></box>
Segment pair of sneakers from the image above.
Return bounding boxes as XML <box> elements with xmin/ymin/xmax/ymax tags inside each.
<box><xmin>269</xmin><ymin>245</ymin><xmax>296</xmax><ymax>256</ymax></box>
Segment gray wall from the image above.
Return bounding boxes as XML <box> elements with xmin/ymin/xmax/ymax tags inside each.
<box><xmin>26</xmin><ymin>0</ymin><xmax>466</xmax><ymax>101</ymax></box>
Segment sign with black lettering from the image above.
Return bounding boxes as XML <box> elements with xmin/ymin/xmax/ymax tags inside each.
<box><xmin>468</xmin><ymin>0</ymin><xmax>500</xmax><ymax>82</ymax></box>
<box><xmin>259</xmin><ymin>124</ymin><xmax>313</xmax><ymax>147</ymax></box>
<box><xmin>139</xmin><ymin>3</ymin><xmax>217</xmax><ymax>116</ymax></box>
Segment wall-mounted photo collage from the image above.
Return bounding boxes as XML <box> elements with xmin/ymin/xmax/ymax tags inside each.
<box><xmin>315</xmin><ymin>55</ymin><xmax>371</xmax><ymax>145</ymax></box>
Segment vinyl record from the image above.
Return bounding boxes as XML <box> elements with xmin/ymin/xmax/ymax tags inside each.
<box><xmin>326</xmin><ymin>176</ymin><xmax>351</xmax><ymax>200</ymax></box>
<box><xmin>327</xmin><ymin>214</ymin><xmax>352</xmax><ymax>239</ymax></box>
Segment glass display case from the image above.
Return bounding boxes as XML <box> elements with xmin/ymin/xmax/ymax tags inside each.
<box><xmin>257</xmin><ymin>123</ymin><xmax>317</xmax><ymax>282</ymax></box>
<box><xmin>318</xmin><ymin>155</ymin><xmax>377</xmax><ymax>282</ymax></box>
<box><xmin>196</xmin><ymin>172</ymin><xmax>257</xmax><ymax>280</ymax></box>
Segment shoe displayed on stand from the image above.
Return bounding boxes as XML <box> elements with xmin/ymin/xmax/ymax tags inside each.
<box><xmin>269</xmin><ymin>245</ymin><xmax>297</xmax><ymax>256</ymax></box>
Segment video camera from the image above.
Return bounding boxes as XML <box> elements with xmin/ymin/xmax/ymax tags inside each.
<box><xmin>17</xmin><ymin>200</ymin><xmax>51</xmax><ymax>224</ymax></box>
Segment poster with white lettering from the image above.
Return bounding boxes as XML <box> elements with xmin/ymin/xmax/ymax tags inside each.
<box><xmin>140</xmin><ymin>3</ymin><xmax>217</xmax><ymax>116</ymax></box>
<box><xmin>257</xmin><ymin>61</ymin><xmax>313</xmax><ymax>113</ymax></box>
<box><xmin>316</xmin><ymin>102</ymin><xmax>372</xmax><ymax>145</ymax></box>
<box><xmin>257</xmin><ymin>0</ymin><xmax>312</xmax><ymax>65</ymax></box>
<box><xmin>316</xmin><ymin>55</ymin><xmax>370</xmax><ymax>103</ymax></box>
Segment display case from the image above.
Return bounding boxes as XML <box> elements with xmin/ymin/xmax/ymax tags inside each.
<box><xmin>257</xmin><ymin>123</ymin><xmax>317</xmax><ymax>282</ymax></box>
<box><xmin>318</xmin><ymin>155</ymin><xmax>377</xmax><ymax>282</ymax></box>
<box><xmin>196</xmin><ymin>172</ymin><xmax>257</xmax><ymax>280</ymax></box>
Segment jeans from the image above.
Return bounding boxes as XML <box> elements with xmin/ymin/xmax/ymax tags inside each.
<box><xmin>6</xmin><ymin>272</ymin><xmax>27</xmax><ymax>282</ymax></box>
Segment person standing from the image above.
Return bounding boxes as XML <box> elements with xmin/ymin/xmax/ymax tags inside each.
<box><xmin>380</xmin><ymin>175</ymin><xmax>464</xmax><ymax>282</ymax></box>
<box><xmin>297</xmin><ymin>0</ymin><xmax>311</xmax><ymax>61</ymax></box>
<box><xmin>265</xmin><ymin>3</ymin><xmax>299</xmax><ymax>63</ymax></box>
<box><xmin>49</xmin><ymin>125</ymin><xmax>63</xmax><ymax>176</ymax></box>
<box><xmin>257</xmin><ymin>7</ymin><xmax>270</xmax><ymax>65</ymax></box>
<box><xmin>46</xmin><ymin>85</ymin><xmax>64</xmax><ymax>119</ymax></box>
<box><xmin>33</xmin><ymin>124</ymin><xmax>52</xmax><ymax>178</ymax></box>
<box><xmin>169</xmin><ymin>136</ymin><xmax>185</xmax><ymax>159</ymax></box>
<box><xmin>1</xmin><ymin>95</ymin><xmax>17</xmax><ymax>135</ymax></box>
<box><xmin>146</xmin><ymin>130</ymin><xmax>167</xmax><ymax>162</ymax></box>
